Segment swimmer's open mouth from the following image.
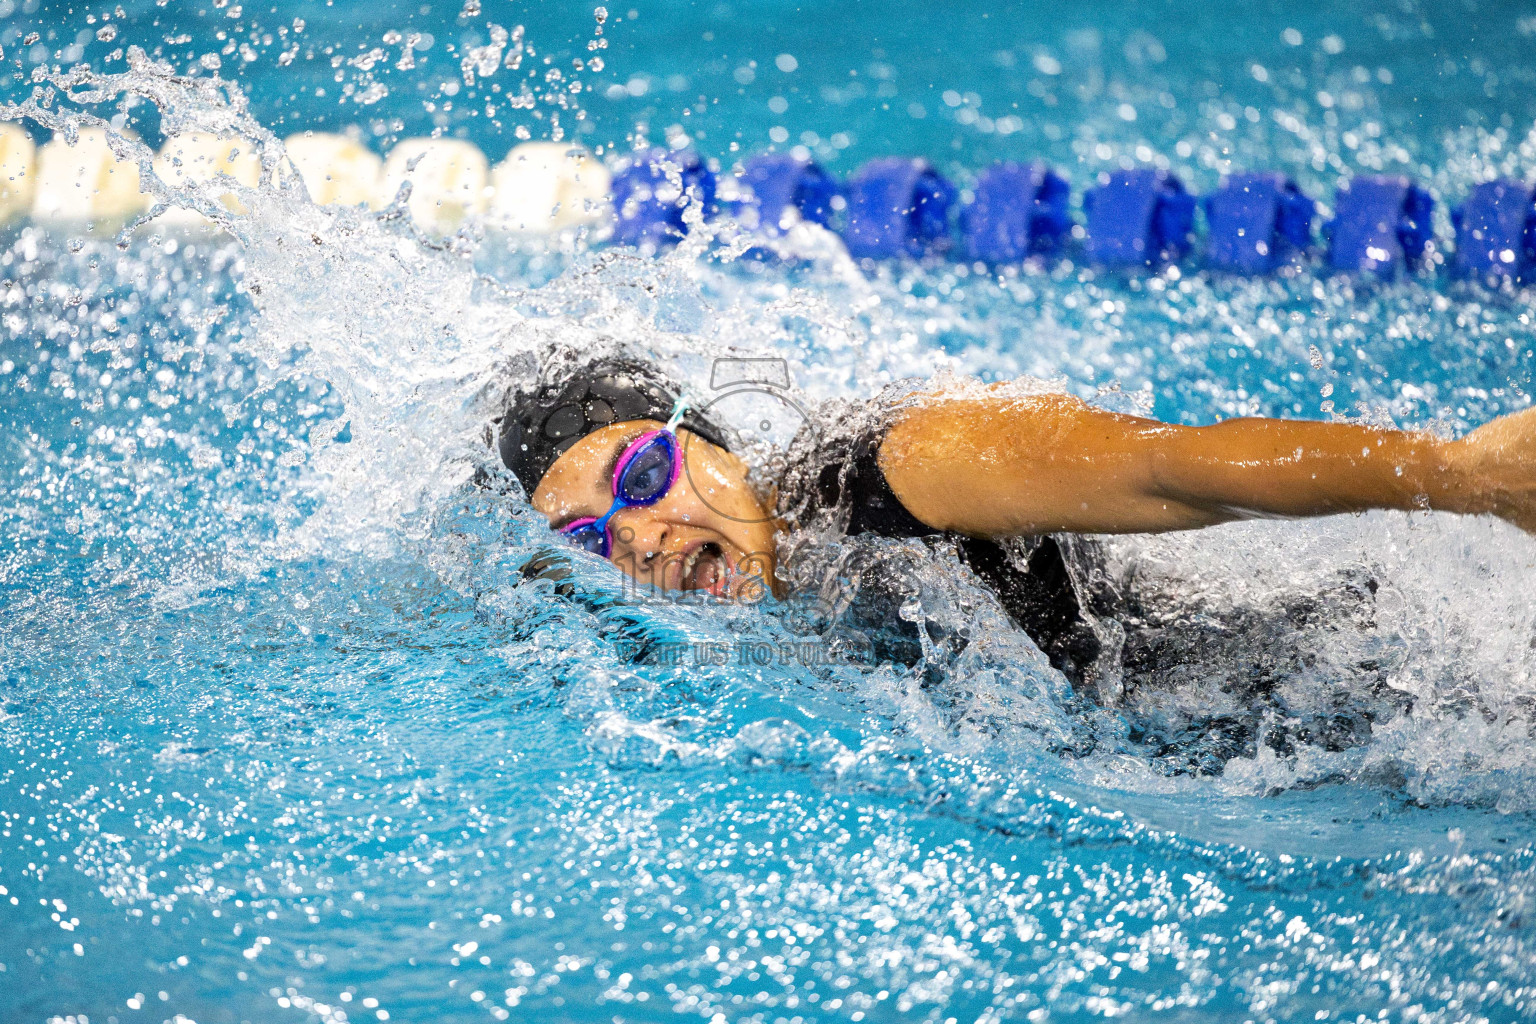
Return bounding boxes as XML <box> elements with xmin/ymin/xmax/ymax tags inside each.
<box><xmin>679</xmin><ymin>541</ymin><xmax>729</xmax><ymax>596</ymax></box>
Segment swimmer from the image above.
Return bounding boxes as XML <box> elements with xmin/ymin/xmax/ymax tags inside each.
<box><xmin>494</xmin><ymin>356</ymin><xmax>1535</xmax><ymax>682</ymax></box>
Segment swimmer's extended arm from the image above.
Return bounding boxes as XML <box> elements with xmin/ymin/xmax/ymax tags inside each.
<box><xmin>878</xmin><ymin>390</ymin><xmax>1536</xmax><ymax>537</ymax></box>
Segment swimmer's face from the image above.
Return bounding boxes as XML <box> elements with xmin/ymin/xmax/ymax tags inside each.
<box><xmin>531</xmin><ymin>421</ymin><xmax>780</xmax><ymax>599</ymax></box>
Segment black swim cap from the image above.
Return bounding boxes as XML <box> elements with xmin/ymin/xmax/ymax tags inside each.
<box><xmin>496</xmin><ymin>357</ymin><xmax>731</xmax><ymax>496</ymax></box>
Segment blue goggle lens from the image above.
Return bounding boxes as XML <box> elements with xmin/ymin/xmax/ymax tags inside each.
<box><xmin>616</xmin><ymin>437</ymin><xmax>674</xmax><ymax>504</ymax></box>
<box><xmin>565</xmin><ymin>524</ymin><xmax>609</xmax><ymax>556</ymax></box>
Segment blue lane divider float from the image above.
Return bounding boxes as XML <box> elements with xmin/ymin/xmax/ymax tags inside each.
<box><xmin>610</xmin><ymin>147</ymin><xmax>717</xmax><ymax>247</ymax></box>
<box><xmin>1203</xmin><ymin>172</ymin><xmax>1315</xmax><ymax>274</ymax></box>
<box><xmin>1082</xmin><ymin>168</ymin><xmax>1196</xmax><ymax>268</ymax></box>
<box><xmin>1326</xmin><ymin>174</ymin><xmax>1435</xmax><ymax>276</ymax></box>
<box><xmin>600</xmin><ymin>147</ymin><xmax>1536</xmax><ymax>289</ymax></box>
<box><xmin>727</xmin><ymin>153</ymin><xmax>839</xmax><ymax>233</ymax></box>
<box><xmin>1451</xmin><ymin>178</ymin><xmax>1536</xmax><ymax>281</ymax></box>
<box><xmin>960</xmin><ymin>160</ymin><xmax>1072</xmax><ymax>262</ymax></box>
<box><xmin>842</xmin><ymin>157</ymin><xmax>957</xmax><ymax>259</ymax></box>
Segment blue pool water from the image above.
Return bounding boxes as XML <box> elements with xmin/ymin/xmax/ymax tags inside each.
<box><xmin>3</xmin><ymin>2</ymin><xmax>1536</xmax><ymax>1022</ymax></box>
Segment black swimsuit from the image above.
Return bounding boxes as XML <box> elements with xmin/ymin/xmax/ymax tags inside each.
<box><xmin>770</xmin><ymin>402</ymin><xmax>1409</xmax><ymax>776</ymax></box>
<box><xmin>773</xmin><ymin>395</ymin><xmax>1106</xmax><ymax>689</ymax></box>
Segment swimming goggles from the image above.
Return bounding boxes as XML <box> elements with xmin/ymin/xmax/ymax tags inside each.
<box><xmin>559</xmin><ymin>401</ymin><xmax>689</xmax><ymax>559</ymax></box>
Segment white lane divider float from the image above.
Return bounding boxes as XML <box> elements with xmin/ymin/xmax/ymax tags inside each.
<box><xmin>0</xmin><ymin>122</ymin><xmax>36</xmax><ymax>225</ymax></box>
<box><xmin>381</xmin><ymin>138</ymin><xmax>490</xmax><ymax>234</ymax></box>
<box><xmin>490</xmin><ymin>141</ymin><xmax>610</xmax><ymax>233</ymax></box>
<box><xmin>151</xmin><ymin>130</ymin><xmax>263</xmax><ymax>229</ymax></box>
<box><xmin>32</xmin><ymin>125</ymin><xmax>148</xmax><ymax>225</ymax></box>
<box><xmin>3</xmin><ymin>126</ymin><xmax>613</xmax><ymax>237</ymax></box>
<box><xmin>283</xmin><ymin>131</ymin><xmax>383</xmax><ymax>208</ymax></box>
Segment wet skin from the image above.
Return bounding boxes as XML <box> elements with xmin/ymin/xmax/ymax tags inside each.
<box><xmin>531</xmin><ymin>420</ymin><xmax>782</xmax><ymax>597</ymax></box>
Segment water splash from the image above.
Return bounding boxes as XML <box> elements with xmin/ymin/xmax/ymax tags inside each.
<box><xmin>3</xmin><ymin>46</ymin><xmax>1536</xmax><ymax>1024</ymax></box>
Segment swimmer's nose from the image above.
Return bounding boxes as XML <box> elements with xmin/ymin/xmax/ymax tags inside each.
<box><xmin>608</xmin><ymin>507</ymin><xmax>668</xmax><ymax>567</ymax></box>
